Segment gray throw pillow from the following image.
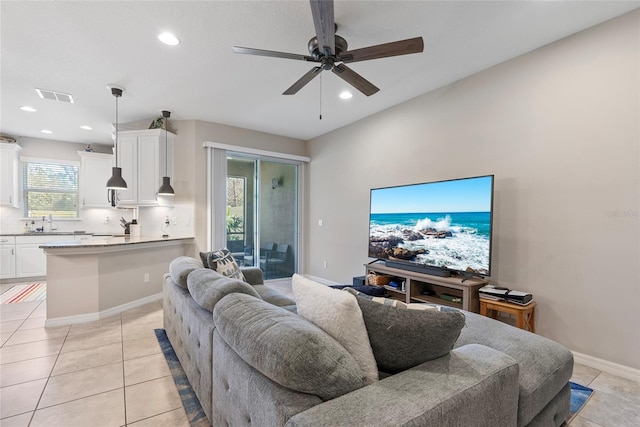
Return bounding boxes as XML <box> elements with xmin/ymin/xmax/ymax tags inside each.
<box><xmin>187</xmin><ymin>268</ymin><xmax>260</xmax><ymax>312</ymax></box>
<box><xmin>350</xmin><ymin>292</ymin><xmax>466</xmax><ymax>372</ymax></box>
<box><xmin>206</xmin><ymin>249</ymin><xmax>246</xmax><ymax>282</ymax></box>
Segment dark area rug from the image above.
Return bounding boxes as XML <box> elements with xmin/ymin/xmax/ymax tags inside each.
<box><xmin>569</xmin><ymin>381</ymin><xmax>594</xmax><ymax>421</ymax></box>
<box><xmin>155</xmin><ymin>329</ymin><xmax>211</xmax><ymax>427</ymax></box>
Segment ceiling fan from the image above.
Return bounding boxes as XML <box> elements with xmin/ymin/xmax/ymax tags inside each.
<box><xmin>233</xmin><ymin>0</ymin><xmax>424</xmax><ymax>97</ymax></box>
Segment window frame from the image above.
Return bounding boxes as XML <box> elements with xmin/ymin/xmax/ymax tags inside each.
<box><xmin>21</xmin><ymin>156</ymin><xmax>80</xmax><ymax>219</ymax></box>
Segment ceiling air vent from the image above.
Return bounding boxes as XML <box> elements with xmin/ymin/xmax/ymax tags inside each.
<box><xmin>35</xmin><ymin>88</ymin><xmax>74</xmax><ymax>103</ymax></box>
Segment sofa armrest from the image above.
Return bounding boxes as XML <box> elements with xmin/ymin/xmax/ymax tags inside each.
<box><xmin>240</xmin><ymin>267</ymin><xmax>264</xmax><ymax>286</ymax></box>
<box><xmin>286</xmin><ymin>344</ymin><xmax>519</xmax><ymax>427</ymax></box>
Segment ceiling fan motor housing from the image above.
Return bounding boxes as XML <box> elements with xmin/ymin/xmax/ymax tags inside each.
<box><xmin>308</xmin><ymin>34</ymin><xmax>348</xmax><ymax>61</ymax></box>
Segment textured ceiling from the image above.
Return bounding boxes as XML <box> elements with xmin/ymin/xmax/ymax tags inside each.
<box><xmin>1</xmin><ymin>1</ymin><xmax>638</xmax><ymax>145</ymax></box>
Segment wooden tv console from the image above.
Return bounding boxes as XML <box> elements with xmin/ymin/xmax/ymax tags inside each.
<box><xmin>365</xmin><ymin>262</ymin><xmax>488</xmax><ymax>313</ymax></box>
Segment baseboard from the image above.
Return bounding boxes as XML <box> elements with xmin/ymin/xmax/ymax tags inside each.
<box><xmin>44</xmin><ymin>293</ymin><xmax>163</xmax><ymax>327</ymax></box>
<box><xmin>572</xmin><ymin>350</ymin><xmax>640</xmax><ymax>383</ymax></box>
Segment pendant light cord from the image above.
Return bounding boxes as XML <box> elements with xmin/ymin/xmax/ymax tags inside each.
<box><xmin>115</xmin><ymin>95</ymin><xmax>119</xmax><ymax>167</ymax></box>
<box><xmin>319</xmin><ymin>73</ymin><xmax>323</xmax><ymax>120</ymax></box>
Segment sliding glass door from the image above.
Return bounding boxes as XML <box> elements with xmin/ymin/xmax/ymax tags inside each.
<box><xmin>226</xmin><ymin>155</ymin><xmax>298</xmax><ymax>280</ymax></box>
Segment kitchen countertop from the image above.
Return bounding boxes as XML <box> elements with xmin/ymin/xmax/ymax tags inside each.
<box><xmin>40</xmin><ymin>235</ymin><xmax>194</xmax><ymax>249</ymax></box>
<box><xmin>0</xmin><ymin>232</ymin><xmax>91</xmax><ymax>236</ymax></box>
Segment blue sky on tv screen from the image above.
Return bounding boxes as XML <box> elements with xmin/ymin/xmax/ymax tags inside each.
<box><xmin>370</xmin><ymin>175</ymin><xmax>493</xmax><ymax>214</ymax></box>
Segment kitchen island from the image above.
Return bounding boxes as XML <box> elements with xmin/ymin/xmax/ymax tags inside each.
<box><xmin>41</xmin><ymin>235</ymin><xmax>194</xmax><ymax>326</ymax></box>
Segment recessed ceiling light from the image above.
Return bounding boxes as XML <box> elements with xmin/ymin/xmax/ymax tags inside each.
<box><xmin>339</xmin><ymin>91</ymin><xmax>353</xmax><ymax>100</ymax></box>
<box><xmin>158</xmin><ymin>32</ymin><xmax>180</xmax><ymax>46</ymax></box>
<box><xmin>20</xmin><ymin>106</ymin><xmax>37</xmax><ymax>112</ymax></box>
<box><xmin>80</xmin><ymin>125</ymin><xmax>93</xmax><ymax>130</ymax></box>
<box><xmin>41</xmin><ymin>129</ymin><xmax>53</xmax><ymax>134</ymax></box>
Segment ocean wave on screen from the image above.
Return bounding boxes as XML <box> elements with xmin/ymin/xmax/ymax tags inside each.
<box><xmin>415</xmin><ymin>215</ymin><xmax>451</xmax><ymax>231</ymax></box>
<box><xmin>406</xmin><ymin>233</ymin><xmax>490</xmax><ymax>272</ymax></box>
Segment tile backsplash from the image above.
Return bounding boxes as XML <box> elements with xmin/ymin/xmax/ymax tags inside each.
<box><xmin>0</xmin><ymin>203</ymin><xmax>194</xmax><ymax>237</ymax></box>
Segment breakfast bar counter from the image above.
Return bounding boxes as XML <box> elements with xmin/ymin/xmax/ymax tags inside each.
<box><xmin>41</xmin><ymin>235</ymin><xmax>194</xmax><ymax>326</ymax></box>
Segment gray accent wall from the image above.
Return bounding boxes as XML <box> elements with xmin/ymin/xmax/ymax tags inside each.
<box><xmin>306</xmin><ymin>11</ymin><xmax>639</xmax><ymax>371</ymax></box>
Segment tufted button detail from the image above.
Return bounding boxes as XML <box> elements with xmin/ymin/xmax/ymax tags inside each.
<box><xmin>223</xmin><ymin>379</ymin><xmax>229</xmax><ymax>390</ymax></box>
<box><xmin>247</xmin><ymin>416</ymin><xmax>251</xmax><ymax>424</ymax></box>
<box><xmin>196</xmin><ymin>340</ymin><xmax>201</xmax><ymax>348</ymax></box>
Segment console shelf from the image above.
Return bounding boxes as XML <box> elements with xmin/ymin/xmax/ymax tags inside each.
<box><xmin>365</xmin><ymin>262</ymin><xmax>488</xmax><ymax>313</ymax></box>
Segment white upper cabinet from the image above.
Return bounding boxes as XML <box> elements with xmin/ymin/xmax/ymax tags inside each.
<box><xmin>0</xmin><ymin>143</ymin><xmax>22</xmax><ymax>207</ymax></box>
<box><xmin>116</xmin><ymin>129</ymin><xmax>174</xmax><ymax>207</ymax></box>
<box><xmin>78</xmin><ymin>151</ymin><xmax>113</xmax><ymax>208</ymax></box>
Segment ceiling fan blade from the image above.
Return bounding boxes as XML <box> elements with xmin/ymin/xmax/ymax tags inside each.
<box><xmin>283</xmin><ymin>67</ymin><xmax>323</xmax><ymax>95</ymax></box>
<box><xmin>310</xmin><ymin>0</ymin><xmax>335</xmax><ymax>56</ymax></box>
<box><xmin>233</xmin><ymin>46</ymin><xmax>314</xmax><ymax>62</ymax></box>
<box><xmin>338</xmin><ymin>37</ymin><xmax>424</xmax><ymax>63</ymax></box>
<box><xmin>332</xmin><ymin>63</ymin><xmax>379</xmax><ymax>96</ymax></box>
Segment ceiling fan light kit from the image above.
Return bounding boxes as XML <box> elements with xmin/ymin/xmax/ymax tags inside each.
<box><xmin>233</xmin><ymin>0</ymin><xmax>424</xmax><ymax>97</ymax></box>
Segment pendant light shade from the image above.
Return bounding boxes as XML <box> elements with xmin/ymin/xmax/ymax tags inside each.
<box><xmin>158</xmin><ymin>176</ymin><xmax>174</xmax><ymax>195</ymax></box>
<box><xmin>106</xmin><ymin>86</ymin><xmax>127</xmax><ymax>189</ymax></box>
<box><xmin>157</xmin><ymin>110</ymin><xmax>175</xmax><ymax>196</ymax></box>
<box><xmin>106</xmin><ymin>166</ymin><xmax>127</xmax><ymax>190</ymax></box>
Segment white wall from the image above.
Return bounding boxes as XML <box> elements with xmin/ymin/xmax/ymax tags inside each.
<box><xmin>306</xmin><ymin>11</ymin><xmax>639</xmax><ymax>371</ymax></box>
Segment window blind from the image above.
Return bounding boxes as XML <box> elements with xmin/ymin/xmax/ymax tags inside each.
<box><xmin>23</xmin><ymin>160</ymin><xmax>79</xmax><ymax>218</ymax></box>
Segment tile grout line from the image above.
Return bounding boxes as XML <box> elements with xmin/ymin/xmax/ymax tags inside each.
<box><xmin>120</xmin><ymin>310</ymin><xmax>128</xmax><ymax>426</ymax></box>
<box><xmin>27</xmin><ymin>300</ymin><xmax>69</xmax><ymax>426</ymax></box>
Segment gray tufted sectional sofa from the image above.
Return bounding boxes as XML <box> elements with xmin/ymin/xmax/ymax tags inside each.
<box><xmin>163</xmin><ymin>256</ymin><xmax>573</xmax><ymax>426</ymax></box>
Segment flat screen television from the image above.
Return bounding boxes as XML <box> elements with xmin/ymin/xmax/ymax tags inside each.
<box><xmin>368</xmin><ymin>175</ymin><xmax>494</xmax><ymax>277</ymax></box>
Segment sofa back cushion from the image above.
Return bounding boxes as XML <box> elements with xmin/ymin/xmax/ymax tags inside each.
<box><xmin>213</xmin><ymin>293</ymin><xmax>367</xmax><ymax>401</ymax></box>
<box><xmin>346</xmin><ymin>289</ymin><xmax>466</xmax><ymax>373</ymax></box>
<box><xmin>187</xmin><ymin>268</ymin><xmax>261</xmax><ymax>312</ymax></box>
<box><xmin>169</xmin><ymin>256</ymin><xmax>204</xmax><ymax>289</ymax></box>
<box><xmin>292</xmin><ymin>274</ymin><xmax>378</xmax><ymax>385</ymax></box>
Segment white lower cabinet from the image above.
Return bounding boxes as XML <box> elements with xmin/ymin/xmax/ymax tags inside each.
<box><xmin>15</xmin><ymin>244</ymin><xmax>47</xmax><ymax>277</ymax></box>
<box><xmin>0</xmin><ymin>234</ymin><xmax>78</xmax><ymax>279</ymax></box>
<box><xmin>0</xmin><ymin>237</ymin><xmax>16</xmax><ymax>279</ymax></box>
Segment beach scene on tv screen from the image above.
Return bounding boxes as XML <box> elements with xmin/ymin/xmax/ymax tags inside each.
<box><xmin>369</xmin><ymin>176</ymin><xmax>493</xmax><ymax>275</ymax></box>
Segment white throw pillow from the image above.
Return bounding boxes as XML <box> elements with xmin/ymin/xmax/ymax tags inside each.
<box><xmin>292</xmin><ymin>274</ymin><xmax>379</xmax><ymax>384</ymax></box>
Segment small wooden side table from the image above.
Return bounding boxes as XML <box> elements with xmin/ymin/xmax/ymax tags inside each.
<box><xmin>480</xmin><ymin>298</ymin><xmax>537</xmax><ymax>333</ymax></box>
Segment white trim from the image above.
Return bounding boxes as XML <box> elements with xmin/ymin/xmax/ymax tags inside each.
<box><xmin>44</xmin><ymin>293</ymin><xmax>162</xmax><ymax>327</ymax></box>
<box><xmin>203</xmin><ymin>141</ymin><xmax>310</xmax><ymax>163</ymax></box>
<box><xmin>206</xmin><ymin>148</ymin><xmax>212</xmax><ymax>251</ymax></box>
<box><xmin>572</xmin><ymin>350</ymin><xmax>640</xmax><ymax>383</ymax></box>
<box><xmin>20</xmin><ymin>156</ymin><xmax>80</xmax><ymax>167</ymax></box>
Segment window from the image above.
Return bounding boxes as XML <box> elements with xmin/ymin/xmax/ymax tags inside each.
<box><xmin>226</xmin><ymin>176</ymin><xmax>246</xmax><ymax>242</ymax></box>
<box><xmin>23</xmin><ymin>159</ymin><xmax>79</xmax><ymax>218</ymax></box>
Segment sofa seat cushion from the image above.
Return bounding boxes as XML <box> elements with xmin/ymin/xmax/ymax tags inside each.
<box><xmin>187</xmin><ymin>268</ymin><xmax>261</xmax><ymax>312</ymax></box>
<box><xmin>292</xmin><ymin>275</ymin><xmax>379</xmax><ymax>385</ymax></box>
<box><xmin>169</xmin><ymin>256</ymin><xmax>204</xmax><ymax>289</ymax></box>
<box><xmin>253</xmin><ymin>284</ymin><xmax>296</xmax><ymax>307</ymax></box>
<box><xmin>348</xmin><ymin>290</ymin><xmax>466</xmax><ymax>373</ymax></box>
<box><xmin>455</xmin><ymin>311</ymin><xmax>574</xmax><ymax>426</ymax></box>
<box><xmin>213</xmin><ymin>293</ymin><xmax>367</xmax><ymax>401</ymax></box>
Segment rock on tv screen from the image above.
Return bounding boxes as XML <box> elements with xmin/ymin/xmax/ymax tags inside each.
<box><xmin>368</xmin><ymin>175</ymin><xmax>494</xmax><ymax>276</ymax></box>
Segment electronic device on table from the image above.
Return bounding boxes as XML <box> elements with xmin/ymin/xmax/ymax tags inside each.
<box><xmin>479</xmin><ymin>285</ymin><xmax>533</xmax><ymax>305</ymax></box>
<box><xmin>367</xmin><ymin>175</ymin><xmax>494</xmax><ymax>279</ymax></box>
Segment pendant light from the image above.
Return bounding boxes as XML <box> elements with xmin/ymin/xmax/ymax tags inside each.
<box><xmin>157</xmin><ymin>110</ymin><xmax>175</xmax><ymax>196</ymax></box>
<box><xmin>106</xmin><ymin>86</ymin><xmax>127</xmax><ymax>189</ymax></box>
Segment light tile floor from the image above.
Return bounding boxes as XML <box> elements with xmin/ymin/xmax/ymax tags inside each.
<box><xmin>1</xmin><ymin>280</ymin><xmax>639</xmax><ymax>426</ymax></box>
<box><xmin>0</xmin><ymin>296</ymin><xmax>189</xmax><ymax>427</ymax></box>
